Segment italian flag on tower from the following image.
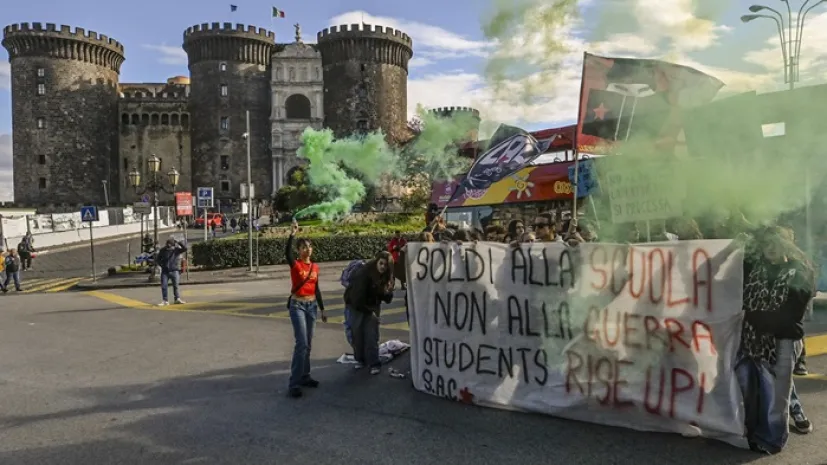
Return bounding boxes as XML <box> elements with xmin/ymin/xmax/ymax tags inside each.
<box><xmin>272</xmin><ymin>7</ymin><xmax>285</xmax><ymax>18</ymax></box>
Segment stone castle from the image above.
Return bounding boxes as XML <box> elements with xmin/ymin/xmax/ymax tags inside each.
<box><xmin>1</xmin><ymin>21</ymin><xmax>481</xmax><ymax>208</ymax></box>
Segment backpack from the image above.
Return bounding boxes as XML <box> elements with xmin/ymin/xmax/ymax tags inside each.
<box><xmin>340</xmin><ymin>259</ymin><xmax>366</xmax><ymax>288</ymax></box>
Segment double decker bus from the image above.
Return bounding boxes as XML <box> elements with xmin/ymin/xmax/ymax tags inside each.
<box><xmin>429</xmin><ymin>125</ymin><xmax>592</xmax><ymax>229</ymax></box>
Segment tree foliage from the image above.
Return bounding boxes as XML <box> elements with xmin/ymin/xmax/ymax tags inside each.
<box><xmin>273</xmin><ymin>167</ymin><xmax>324</xmax><ymax>213</ymax></box>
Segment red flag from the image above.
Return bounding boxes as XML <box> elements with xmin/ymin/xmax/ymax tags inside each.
<box><xmin>575</xmin><ymin>52</ymin><xmax>724</xmax><ymax>155</ymax></box>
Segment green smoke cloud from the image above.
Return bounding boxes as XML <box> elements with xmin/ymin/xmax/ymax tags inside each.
<box><xmin>295</xmin><ymin>107</ymin><xmax>479</xmax><ymax>220</ymax></box>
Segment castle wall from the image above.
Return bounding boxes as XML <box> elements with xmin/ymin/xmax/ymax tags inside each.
<box><xmin>317</xmin><ymin>24</ymin><xmax>412</xmax><ymax>145</ymax></box>
<box><xmin>183</xmin><ymin>22</ymin><xmax>275</xmax><ymax>201</ymax></box>
<box><xmin>118</xmin><ymin>87</ymin><xmax>191</xmax><ymax>204</ymax></box>
<box><xmin>2</xmin><ymin>23</ymin><xmax>125</xmax><ymax>206</ymax></box>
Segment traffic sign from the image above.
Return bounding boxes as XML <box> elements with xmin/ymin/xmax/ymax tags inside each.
<box><xmin>141</xmin><ymin>194</ymin><xmax>150</xmax><ymax>203</ymax></box>
<box><xmin>133</xmin><ymin>201</ymin><xmax>151</xmax><ymax>214</ymax></box>
<box><xmin>197</xmin><ymin>187</ymin><xmax>214</xmax><ymax>208</ymax></box>
<box><xmin>80</xmin><ymin>205</ymin><xmax>98</xmax><ymax>222</ymax></box>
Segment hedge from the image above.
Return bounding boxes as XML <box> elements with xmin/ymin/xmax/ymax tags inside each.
<box><xmin>192</xmin><ymin>233</ymin><xmax>418</xmax><ymax>269</ymax></box>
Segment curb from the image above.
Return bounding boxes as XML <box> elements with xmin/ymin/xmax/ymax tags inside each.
<box><xmin>74</xmin><ymin>273</ymin><xmax>278</xmax><ymax>290</ymax></box>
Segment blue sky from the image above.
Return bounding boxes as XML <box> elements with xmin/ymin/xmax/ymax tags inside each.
<box><xmin>2</xmin><ymin>0</ymin><xmax>827</xmax><ymax>200</ymax></box>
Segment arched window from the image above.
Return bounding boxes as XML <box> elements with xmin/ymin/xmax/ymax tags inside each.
<box><xmin>171</xmin><ymin>114</ymin><xmax>180</xmax><ymax>126</ymax></box>
<box><xmin>285</xmin><ymin>94</ymin><xmax>311</xmax><ymax>119</ymax></box>
<box><xmin>151</xmin><ymin>114</ymin><xmax>159</xmax><ymax>125</ymax></box>
<box><xmin>161</xmin><ymin>114</ymin><xmax>169</xmax><ymax>125</ymax></box>
<box><xmin>121</xmin><ymin>113</ymin><xmax>129</xmax><ymax>125</ymax></box>
<box><xmin>131</xmin><ymin>114</ymin><xmax>139</xmax><ymax>124</ymax></box>
<box><xmin>141</xmin><ymin>114</ymin><xmax>149</xmax><ymax>125</ymax></box>
<box><xmin>181</xmin><ymin>113</ymin><xmax>190</xmax><ymax>128</ymax></box>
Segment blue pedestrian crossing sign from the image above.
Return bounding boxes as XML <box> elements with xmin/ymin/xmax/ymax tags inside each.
<box><xmin>80</xmin><ymin>205</ymin><xmax>99</xmax><ymax>222</ymax></box>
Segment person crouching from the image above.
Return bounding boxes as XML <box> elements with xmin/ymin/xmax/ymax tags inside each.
<box><xmin>345</xmin><ymin>251</ymin><xmax>395</xmax><ymax>375</ymax></box>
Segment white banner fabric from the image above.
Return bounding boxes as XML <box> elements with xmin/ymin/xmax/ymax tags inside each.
<box><xmin>406</xmin><ymin>240</ymin><xmax>748</xmax><ymax>449</ymax></box>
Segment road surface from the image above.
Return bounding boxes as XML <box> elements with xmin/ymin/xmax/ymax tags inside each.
<box><xmin>0</xmin><ymin>281</ymin><xmax>825</xmax><ymax>464</ymax></box>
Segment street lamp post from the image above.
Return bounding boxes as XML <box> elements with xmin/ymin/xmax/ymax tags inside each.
<box><xmin>742</xmin><ymin>0</ymin><xmax>825</xmax><ymax>320</ymax></box>
<box><xmin>128</xmin><ymin>154</ymin><xmax>180</xmax><ymax>282</ymax></box>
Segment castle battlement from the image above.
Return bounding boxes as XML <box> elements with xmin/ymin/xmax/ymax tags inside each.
<box><xmin>429</xmin><ymin>106</ymin><xmax>481</xmax><ymax>118</ymax></box>
<box><xmin>318</xmin><ymin>24</ymin><xmax>412</xmax><ymax>48</ymax></box>
<box><xmin>183</xmin><ymin>23</ymin><xmax>275</xmax><ymax>67</ymax></box>
<box><xmin>2</xmin><ymin>22</ymin><xmax>125</xmax><ymax>73</ymax></box>
<box><xmin>183</xmin><ymin>22</ymin><xmax>275</xmax><ymax>42</ymax></box>
<box><xmin>3</xmin><ymin>22</ymin><xmax>124</xmax><ymax>53</ymax></box>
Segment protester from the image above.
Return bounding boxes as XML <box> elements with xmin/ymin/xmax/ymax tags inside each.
<box><xmin>737</xmin><ymin>226</ymin><xmax>814</xmax><ymax>453</ymax></box>
<box><xmin>532</xmin><ymin>213</ymin><xmax>555</xmax><ymax>241</ymax></box>
<box><xmin>484</xmin><ymin>224</ymin><xmax>506</xmax><ymax>242</ymax></box>
<box><xmin>17</xmin><ymin>239</ymin><xmax>34</xmax><ymax>271</ymax></box>
<box><xmin>285</xmin><ymin>221</ymin><xmax>327</xmax><ymax>398</ymax></box>
<box><xmin>388</xmin><ymin>231</ymin><xmax>407</xmax><ymax>290</ymax></box>
<box><xmin>504</xmin><ymin>219</ymin><xmax>525</xmax><ymax>243</ymax></box>
<box><xmin>344</xmin><ymin>250</ymin><xmax>394</xmax><ymax>375</ymax></box>
<box><xmin>156</xmin><ymin>237</ymin><xmax>187</xmax><ymax>306</ymax></box>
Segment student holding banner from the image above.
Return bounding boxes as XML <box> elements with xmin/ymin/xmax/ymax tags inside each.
<box><xmin>737</xmin><ymin>226</ymin><xmax>814</xmax><ymax>453</ymax></box>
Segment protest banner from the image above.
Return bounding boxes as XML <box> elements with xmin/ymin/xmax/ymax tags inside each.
<box><xmin>406</xmin><ymin>240</ymin><xmax>748</xmax><ymax>449</ymax></box>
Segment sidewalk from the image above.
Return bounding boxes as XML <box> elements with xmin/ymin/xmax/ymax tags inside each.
<box><xmin>75</xmin><ymin>260</ymin><xmax>352</xmax><ymax>290</ymax></box>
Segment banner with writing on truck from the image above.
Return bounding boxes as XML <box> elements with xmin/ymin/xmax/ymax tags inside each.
<box><xmin>406</xmin><ymin>240</ymin><xmax>748</xmax><ymax>449</ymax></box>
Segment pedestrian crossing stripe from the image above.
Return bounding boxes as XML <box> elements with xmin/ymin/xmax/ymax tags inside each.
<box><xmin>18</xmin><ymin>277</ymin><xmax>85</xmax><ymax>293</ymax></box>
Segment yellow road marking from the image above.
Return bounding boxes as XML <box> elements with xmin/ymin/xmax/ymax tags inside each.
<box><xmin>796</xmin><ymin>373</ymin><xmax>827</xmax><ymax>381</ymax></box>
<box><xmin>84</xmin><ymin>291</ymin><xmax>152</xmax><ymax>309</ymax></box>
<box><xmin>383</xmin><ymin>321</ymin><xmax>410</xmax><ymax>331</ymax></box>
<box><xmin>804</xmin><ymin>334</ymin><xmax>827</xmax><ymax>357</ymax></box>
<box><xmin>20</xmin><ymin>278</ymin><xmax>66</xmax><ymax>293</ymax></box>
<box><xmin>181</xmin><ymin>289</ymin><xmax>238</xmax><ymax>296</ymax></box>
<box><xmin>46</xmin><ymin>278</ymin><xmax>84</xmax><ymax>292</ymax></box>
<box><xmin>25</xmin><ymin>277</ymin><xmax>82</xmax><ymax>293</ymax></box>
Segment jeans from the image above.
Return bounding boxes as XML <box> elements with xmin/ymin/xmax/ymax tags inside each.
<box><xmin>3</xmin><ymin>271</ymin><xmax>20</xmax><ymax>290</ymax></box>
<box><xmin>351</xmin><ymin>310</ymin><xmax>380</xmax><ymax>368</ymax></box>
<box><xmin>344</xmin><ymin>306</ymin><xmax>354</xmax><ymax>347</ymax></box>
<box><xmin>288</xmin><ymin>299</ymin><xmax>318</xmax><ymax>389</ymax></box>
<box><xmin>735</xmin><ymin>339</ymin><xmax>804</xmax><ymax>453</ymax></box>
<box><xmin>160</xmin><ymin>270</ymin><xmax>180</xmax><ymax>302</ymax></box>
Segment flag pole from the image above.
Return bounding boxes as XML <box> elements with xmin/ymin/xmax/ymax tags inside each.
<box><xmin>571</xmin><ymin>52</ymin><xmax>588</xmax><ymax>229</ymax></box>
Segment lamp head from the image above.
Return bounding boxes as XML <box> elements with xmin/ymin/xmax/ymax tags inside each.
<box><xmin>147</xmin><ymin>155</ymin><xmax>161</xmax><ymax>173</ymax></box>
<box><xmin>741</xmin><ymin>14</ymin><xmax>760</xmax><ymax>22</ymax></box>
<box><xmin>128</xmin><ymin>167</ymin><xmax>141</xmax><ymax>188</ymax></box>
<box><xmin>167</xmin><ymin>167</ymin><xmax>180</xmax><ymax>188</ymax></box>
<box><xmin>748</xmin><ymin>5</ymin><xmax>766</xmax><ymax>12</ymax></box>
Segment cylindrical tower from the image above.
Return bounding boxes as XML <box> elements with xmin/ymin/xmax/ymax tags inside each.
<box><xmin>428</xmin><ymin>106</ymin><xmax>481</xmax><ymax>142</ymax></box>
<box><xmin>317</xmin><ymin>24</ymin><xmax>413</xmax><ymax>144</ymax></box>
<box><xmin>183</xmin><ymin>22</ymin><xmax>275</xmax><ymax>201</ymax></box>
<box><xmin>2</xmin><ymin>22</ymin><xmax>125</xmax><ymax>206</ymax></box>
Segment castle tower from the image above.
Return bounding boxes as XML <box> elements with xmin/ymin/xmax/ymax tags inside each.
<box><xmin>2</xmin><ymin>23</ymin><xmax>125</xmax><ymax>205</ymax></box>
<box><xmin>428</xmin><ymin>106</ymin><xmax>481</xmax><ymax>142</ymax></box>
<box><xmin>183</xmin><ymin>22</ymin><xmax>275</xmax><ymax>202</ymax></box>
<box><xmin>316</xmin><ymin>24</ymin><xmax>413</xmax><ymax>144</ymax></box>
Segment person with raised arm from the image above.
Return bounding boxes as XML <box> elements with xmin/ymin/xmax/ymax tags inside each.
<box><xmin>285</xmin><ymin>220</ymin><xmax>327</xmax><ymax>398</ymax></box>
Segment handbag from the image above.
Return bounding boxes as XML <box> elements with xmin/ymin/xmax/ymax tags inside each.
<box><xmin>286</xmin><ymin>264</ymin><xmax>316</xmax><ymax>309</ymax></box>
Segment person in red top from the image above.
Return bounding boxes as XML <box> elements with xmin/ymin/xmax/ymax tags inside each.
<box><xmin>285</xmin><ymin>220</ymin><xmax>327</xmax><ymax>398</ymax></box>
<box><xmin>388</xmin><ymin>231</ymin><xmax>407</xmax><ymax>290</ymax></box>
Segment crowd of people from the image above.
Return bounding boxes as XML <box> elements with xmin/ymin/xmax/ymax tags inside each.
<box><xmin>280</xmin><ymin>208</ymin><xmax>816</xmax><ymax>453</ymax></box>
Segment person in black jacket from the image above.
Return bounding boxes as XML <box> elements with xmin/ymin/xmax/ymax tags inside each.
<box><xmin>739</xmin><ymin>226</ymin><xmax>814</xmax><ymax>453</ymax></box>
<box><xmin>156</xmin><ymin>238</ymin><xmax>187</xmax><ymax>306</ymax></box>
<box><xmin>2</xmin><ymin>249</ymin><xmax>22</xmax><ymax>292</ymax></box>
<box><xmin>345</xmin><ymin>251</ymin><xmax>394</xmax><ymax>375</ymax></box>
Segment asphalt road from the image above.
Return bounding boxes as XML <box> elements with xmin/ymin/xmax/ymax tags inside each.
<box><xmin>9</xmin><ymin>227</ymin><xmax>237</xmax><ymax>292</ymax></box>
<box><xmin>0</xmin><ymin>281</ymin><xmax>825</xmax><ymax>464</ymax></box>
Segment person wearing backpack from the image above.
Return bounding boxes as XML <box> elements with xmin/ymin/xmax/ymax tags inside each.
<box><xmin>344</xmin><ymin>251</ymin><xmax>394</xmax><ymax>375</ymax></box>
<box><xmin>285</xmin><ymin>220</ymin><xmax>327</xmax><ymax>398</ymax></box>
<box><xmin>2</xmin><ymin>249</ymin><xmax>22</xmax><ymax>293</ymax></box>
<box><xmin>340</xmin><ymin>259</ymin><xmax>366</xmax><ymax>347</ymax></box>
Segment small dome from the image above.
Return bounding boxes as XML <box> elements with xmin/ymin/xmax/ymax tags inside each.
<box><xmin>167</xmin><ymin>76</ymin><xmax>190</xmax><ymax>85</ymax></box>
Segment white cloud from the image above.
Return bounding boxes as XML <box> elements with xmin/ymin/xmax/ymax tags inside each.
<box><xmin>409</xmin><ymin>57</ymin><xmax>435</xmax><ymax>69</ymax></box>
<box><xmin>0</xmin><ymin>133</ymin><xmax>12</xmax><ymax>202</ymax></box>
<box><xmin>743</xmin><ymin>11</ymin><xmax>827</xmax><ymax>86</ymax></box>
<box><xmin>328</xmin><ymin>11</ymin><xmax>493</xmax><ymax>60</ymax></box>
<box><xmin>0</xmin><ymin>62</ymin><xmax>10</xmax><ymax>90</ymax></box>
<box><xmin>142</xmin><ymin>44</ymin><xmax>187</xmax><ymax>66</ymax></box>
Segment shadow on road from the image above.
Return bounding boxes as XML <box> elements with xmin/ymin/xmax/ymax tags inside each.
<box><xmin>0</xmin><ymin>351</ymin><xmax>767</xmax><ymax>465</ymax></box>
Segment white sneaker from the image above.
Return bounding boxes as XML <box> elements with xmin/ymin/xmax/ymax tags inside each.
<box><xmin>353</xmin><ymin>363</ymin><xmax>363</xmax><ymax>370</ymax></box>
<box><xmin>174</xmin><ymin>299</ymin><xmax>186</xmax><ymax>304</ymax></box>
<box><xmin>158</xmin><ymin>301</ymin><xmax>169</xmax><ymax>306</ymax></box>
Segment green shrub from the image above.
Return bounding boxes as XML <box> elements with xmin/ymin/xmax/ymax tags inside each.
<box><xmin>192</xmin><ymin>233</ymin><xmax>418</xmax><ymax>269</ymax></box>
